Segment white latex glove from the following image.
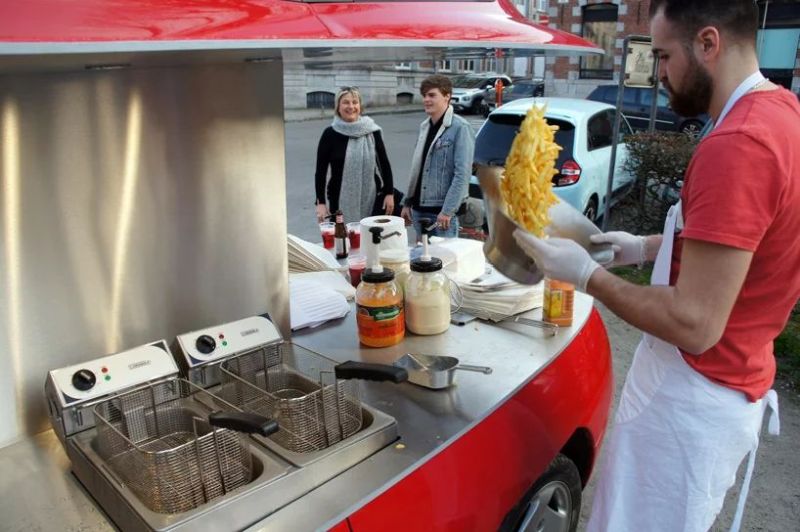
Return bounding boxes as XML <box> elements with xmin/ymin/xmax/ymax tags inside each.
<box><xmin>513</xmin><ymin>230</ymin><xmax>601</xmax><ymax>292</ymax></box>
<box><xmin>589</xmin><ymin>231</ymin><xmax>645</xmax><ymax>268</ymax></box>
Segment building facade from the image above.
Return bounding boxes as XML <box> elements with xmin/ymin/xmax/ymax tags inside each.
<box><xmin>544</xmin><ymin>0</ymin><xmax>651</xmax><ymax>98</ymax></box>
<box><xmin>544</xmin><ymin>0</ymin><xmax>800</xmax><ymax>98</ymax></box>
<box><xmin>283</xmin><ymin>0</ymin><xmax>549</xmax><ymax>110</ymax></box>
<box><xmin>284</xmin><ymin>0</ymin><xmax>800</xmax><ymax>111</ymax></box>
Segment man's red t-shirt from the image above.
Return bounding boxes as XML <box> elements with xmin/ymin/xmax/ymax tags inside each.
<box><xmin>669</xmin><ymin>88</ymin><xmax>800</xmax><ymax>401</ymax></box>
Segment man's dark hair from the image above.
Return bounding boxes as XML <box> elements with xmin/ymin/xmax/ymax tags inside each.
<box><xmin>420</xmin><ymin>74</ymin><xmax>453</xmax><ymax>97</ymax></box>
<box><xmin>649</xmin><ymin>0</ymin><xmax>758</xmax><ymax>45</ymax></box>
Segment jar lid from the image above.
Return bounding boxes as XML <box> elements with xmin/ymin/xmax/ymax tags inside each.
<box><xmin>410</xmin><ymin>257</ymin><xmax>443</xmax><ymax>273</ymax></box>
<box><xmin>362</xmin><ymin>267</ymin><xmax>396</xmax><ymax>283</ymax></box>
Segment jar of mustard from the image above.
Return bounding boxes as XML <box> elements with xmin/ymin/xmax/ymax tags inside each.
<box><xmin>356</xmin><ymin>267</ymin><xmax>405</xmax><ymax>347</ymax></box>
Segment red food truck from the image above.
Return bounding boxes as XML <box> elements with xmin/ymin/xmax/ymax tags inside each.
<box><xmin>0</xmin><ymin>1</ymin><xmax>612</xmax><ymax>530</ymax></box>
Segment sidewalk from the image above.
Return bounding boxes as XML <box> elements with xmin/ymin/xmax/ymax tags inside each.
<box><xmin>284</xmin><ymin>104</ymin><xmax>421</xmax><ymax>122</ymax></box>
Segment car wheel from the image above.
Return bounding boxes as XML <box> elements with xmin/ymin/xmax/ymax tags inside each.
<box><xmin>583</xmin><ymin>198</ymin><xmax>598</xmax><ymax>222</ymax></box>
<box><xmin>680</xmin><ymin>119</ymin><xmax>704</xmax><ymax>139</ymax></box>
<box><xmin>514</xmin><ymin>454</ymin><xmax>582</xmax><ymax>532</ymax></box>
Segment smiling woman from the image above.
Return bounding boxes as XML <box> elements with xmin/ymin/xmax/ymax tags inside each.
<box><xmin>314</xmin><ymin>87</ymin><xmax>395</xmax><ymax>225</ymax></box>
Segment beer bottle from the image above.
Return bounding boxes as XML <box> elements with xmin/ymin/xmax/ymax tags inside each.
<box><xmin>334</xmin><ymin>211</ymin><xmax>348</xmax><ymax>259</ymax></box>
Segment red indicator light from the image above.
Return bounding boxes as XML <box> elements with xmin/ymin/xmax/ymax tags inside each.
<box><xmin>101</xmin><ymin>367</ymin><xmax>108</xmax><ymax>373</ymax></box>
<box><xmin>218</xmin><ymin>333</ymin><xmax>225</xmax><ymax>339</ymax></box>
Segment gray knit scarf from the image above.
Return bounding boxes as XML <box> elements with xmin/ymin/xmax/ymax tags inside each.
<box><xmin>332</xmin><ymin>115</ymin><xmax>382</xmax><ymax>224</ymax></box>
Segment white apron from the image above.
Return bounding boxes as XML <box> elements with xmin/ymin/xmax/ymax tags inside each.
<box><xmin>586</xmin><ymin>202</ymin><xmax>780</xmax><ymax>532</ymax></box>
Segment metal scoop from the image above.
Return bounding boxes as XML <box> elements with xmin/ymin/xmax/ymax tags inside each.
<box><xmin>476</xmin><ymin>164</ymin><xmax>614</xmax><ymax>285</ymax></box>
<box><xmin>393</xmin><ymin>353</ymin><xmax>492</xmax><ymax>390</ymax></box>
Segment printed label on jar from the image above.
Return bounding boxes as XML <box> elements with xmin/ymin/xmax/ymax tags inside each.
<box><xmin>357</xmin><ymin>304</ymin><xmax>405</xmax><ymax>338</ymax></box>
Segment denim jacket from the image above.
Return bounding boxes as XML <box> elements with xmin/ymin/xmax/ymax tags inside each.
<box><xmin>404</xmin><ymin>106</ymin><xmax>475</xmax><ymax>216</ymax></box>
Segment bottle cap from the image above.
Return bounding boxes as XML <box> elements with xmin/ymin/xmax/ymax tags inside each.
<box><xmin>362</xmin><ymin>267</ymin><xmax>396</xmax><ymax>283</ymax></box>
<box><xmin>410</xmin><ymin>257</ymin><xmax>443</xmax><ymax>273</ymax></box>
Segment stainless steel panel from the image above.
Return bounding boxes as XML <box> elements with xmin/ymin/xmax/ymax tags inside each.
<box><xmin>0</xmin><ymin>61</ymin><xmax>289</xmax><ymax>444</ymax></box>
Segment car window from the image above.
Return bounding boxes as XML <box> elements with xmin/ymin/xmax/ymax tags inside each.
<box><xmin>599</xmin><ymin>86</ymin><xmax>637</xmax><ymax>106</ymax></box>
<box><xmin>587</xmin><ymin>111</ymin><xmax>614</xmax><ymax>150</ymax></box>
<box><xmin>474</xmin><ymin>114</ymin><xmax>575</xmax><ymax>168</ymax></box>
<box><xmin>511</xmin><ymin>82</ymin><xmax>531</xmax><ymax>95</ymax></box>
<box><xmin>641</xmin><ymin>89</ymin><xmax>670</xmax><ymax>108</ymax></box>
<box><xmin>609</xmin><ymin>109</ymin><xmax>633</xmax><ymax>141</ymax></box>
<box><xmin>451</xmin><ymin>76</ymin><xmax>486</xmax><ymax>88</ymax></box>
<box><xmin>622</xmin><ymin>88</ymin><xmax>638</xmax><ymax>106</ymax></box>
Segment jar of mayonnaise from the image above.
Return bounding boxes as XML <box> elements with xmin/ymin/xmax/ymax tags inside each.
<box><xmin>379</xmin><ymin>249</ymin><xmax>411</xmax><ymax>292</ymax></box>
<box><xmin>405</xmin><ymin>256</ymin><xmax>450</xmax><ymax>335</ymax></box>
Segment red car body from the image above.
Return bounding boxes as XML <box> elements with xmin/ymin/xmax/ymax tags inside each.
<box><xmin>335</xmin><ymin>309</ymin><xmax>613</xmax><ymax>531</ymax></box>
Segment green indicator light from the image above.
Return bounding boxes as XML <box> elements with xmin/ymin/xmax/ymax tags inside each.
<box><xmin>105</xmin><ymin>375</ymin><xmax>111</xmax><ymax>381</ymax></box>
<box><xmin>222</xmin><ymin>341</ymin><xmax>228</xmax><ymax>346</ymax></box>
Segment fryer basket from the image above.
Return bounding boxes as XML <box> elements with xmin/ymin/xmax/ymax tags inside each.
<box><xmin>93</xmin><ymin>379</ymin><xmax>257</xmax><ymax>514</ymax></box>
<box><xmin>219</xmin><ymin>345</ymin><xmax>362</xmax><ymax>453</ymax></box>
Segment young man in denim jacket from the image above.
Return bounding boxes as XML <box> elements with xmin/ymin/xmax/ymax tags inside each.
<box><xmin>401</xmin><ymin>75</ymin><xmax>475</xmax><ymax>240</ymax></box>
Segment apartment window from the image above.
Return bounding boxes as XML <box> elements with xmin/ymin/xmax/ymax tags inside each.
<box><xmin>580</xmin><ymin>3</ymin><xmax>618</xmax><ymax>80</ymax></box>
<box><xmin>460</xmin><ymin>60</ymin><xmax>476</xmax><ymax>72</ymax></box>
<box><xmin>306</xmin><ymin>91</ymin><xmax>335</xmax><ymax>109</ymax></box>
<box><xmin>438</xmin><ymin>60</ymin><xmax>453</xmax><ymax>72</ymax></box>
<box><xmin>397</xmin><ymin>92</ymin><xmax>414</xmax><ymax>105</ymax></box>
<box><xmin>394</xmin><ymin>62</ymin><xmax>412</xmax><ymax>70</ymax></box>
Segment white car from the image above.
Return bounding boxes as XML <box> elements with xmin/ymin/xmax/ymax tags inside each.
<box><xmin>473</xmin><ymin>97</ymin><xmax>635</xmax><ymax>221</ymax></box>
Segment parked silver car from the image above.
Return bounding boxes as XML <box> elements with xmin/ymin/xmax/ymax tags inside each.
<box><xmin>450</xmin><ymin>73</ymin><xmax>511</xmax><ymax>114</ymax></box>
<box><xmin>483</xmin><ymin>78</ymin><xmax>545</xmax><ymax>116</ymax></box>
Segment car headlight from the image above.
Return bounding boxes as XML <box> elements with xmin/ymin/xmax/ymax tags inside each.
<box><xmin>461</xmin><ymin>95</ymin><xmax>471</xmax><ymax>102</ymax></box>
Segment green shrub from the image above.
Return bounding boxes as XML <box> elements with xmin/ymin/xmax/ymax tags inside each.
<box><xmin>775</xmin><ymin>303</ymin><xmax>800</xmax><ymax>391</ymax></box>
<box><xmin>615</xmin><ymin>131</ymin><xmax>697</xmax><ymax>233</ymax></box>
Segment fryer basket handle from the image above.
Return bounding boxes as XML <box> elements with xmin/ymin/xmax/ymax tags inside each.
<box><xmin>209</xmin><ymin>411</ymin><xmax>280</xmax><ymax>437</ymax></box>
<box><xmin>334</xmin><ymin>361</ymin><xmax>408</xmax><ymax>383</ymax></box>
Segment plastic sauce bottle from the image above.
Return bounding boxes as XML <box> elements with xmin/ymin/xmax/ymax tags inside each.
<box><xmin>405</xmin><ymin>256</ymin><xmax>450</xmax><ymax>335</ymax></box>
<box><xmin>356</xmin><ymin>268</ymin><xmax>405</xmax><ymax>347</ymax></box>
<box><xmin>543</xmin><ymin>278</ymin><xmax>574</xmax><ymax>327</ymax></box>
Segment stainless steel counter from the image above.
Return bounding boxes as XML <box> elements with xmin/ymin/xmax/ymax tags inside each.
<box><xmin>0</xmin><ymin>294</ymin><xmax>594</xmax><ymax>532</ymax></box>
<box><xmin>250</xmin><ymin>293</ymin><xmax>595</xmax><ymax>531</ymax></box>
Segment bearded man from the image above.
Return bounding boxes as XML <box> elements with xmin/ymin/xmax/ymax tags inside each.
<box><xmin>513</xmin><ymin>1</ymin><xmax>800</xmax><ymax>530</ymax></box>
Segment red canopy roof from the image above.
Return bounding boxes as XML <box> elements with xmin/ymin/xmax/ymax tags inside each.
<box><xmin>0</xmin><ymin>0</ymin><xmax>600</xmax><ymax>58</ymax></box>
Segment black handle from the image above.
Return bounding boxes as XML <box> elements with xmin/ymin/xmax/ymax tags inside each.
<box><xmin>334</xmin><ymin>361</ymin><xmax>408</xmax><ymax>383</ymax></box>
<box><xmin>208</xmin><ymin>411</ymin><xmax>280</xmax><ymax>437</ymax></box>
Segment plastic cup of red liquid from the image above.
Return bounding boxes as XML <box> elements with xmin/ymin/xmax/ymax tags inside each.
<box><xmin>319</xmin><ymin>222</ymin><xmax>335</xmax><ymax>250</ymax></box>
<box><xmin>346</xmin><ymin>222</ymin><xmax>361</xmax><ymax>251</ymax></box>
<box><xmin>347</xmin><ymin>255</ymin><xmax>367</xmax><ymax>287</ymax></box>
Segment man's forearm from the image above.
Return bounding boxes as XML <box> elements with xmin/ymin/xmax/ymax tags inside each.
<box><xmin>587</xmin><ymin>268</ymin><xmax>709</xmax><ymax>354</ymax></box>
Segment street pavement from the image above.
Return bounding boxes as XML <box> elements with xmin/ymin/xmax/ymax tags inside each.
<box><xmin>284</xmin><ymin>112</ymin><xmax>799</xmax><ymax>532</ymax></box>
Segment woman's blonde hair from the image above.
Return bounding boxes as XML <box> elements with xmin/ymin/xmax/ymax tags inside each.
<box><xmin>335</xmin><ymin>87</ymin><xmax>362</xmax><ymax>117</ymax></box>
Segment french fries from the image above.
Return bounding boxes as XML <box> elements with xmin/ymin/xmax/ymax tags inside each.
<box><xmin>501</xmin><ymin>105</ymin><xmax>561</xmax><ymax>237</ymax></box>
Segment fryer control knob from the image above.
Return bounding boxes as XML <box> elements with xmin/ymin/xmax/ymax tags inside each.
<box><xmin>195</xmin><ymin>334</ymin><xmax>217</xmax><ymax>355</ymax></box>
<box><xmin>72</xmin><ymin>369</ymin><xmax>96</xmax><ymax>392</ymax></box>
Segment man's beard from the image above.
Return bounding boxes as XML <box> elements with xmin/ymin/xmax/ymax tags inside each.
<box><xmin>663</xmin><ymin>54</ymin><xmax>713</xmax><ymax>117</ymax></box>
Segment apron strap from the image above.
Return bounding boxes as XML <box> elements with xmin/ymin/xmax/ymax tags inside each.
<box><xmin>729</xmin><ymin>390</ymin><xmax>780</xmax><ymax>532</ymax></box>
<box><xmin>650</xmin><ymin>201</ymin><xmax>681</xmax><ymax>286</ymax></box>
